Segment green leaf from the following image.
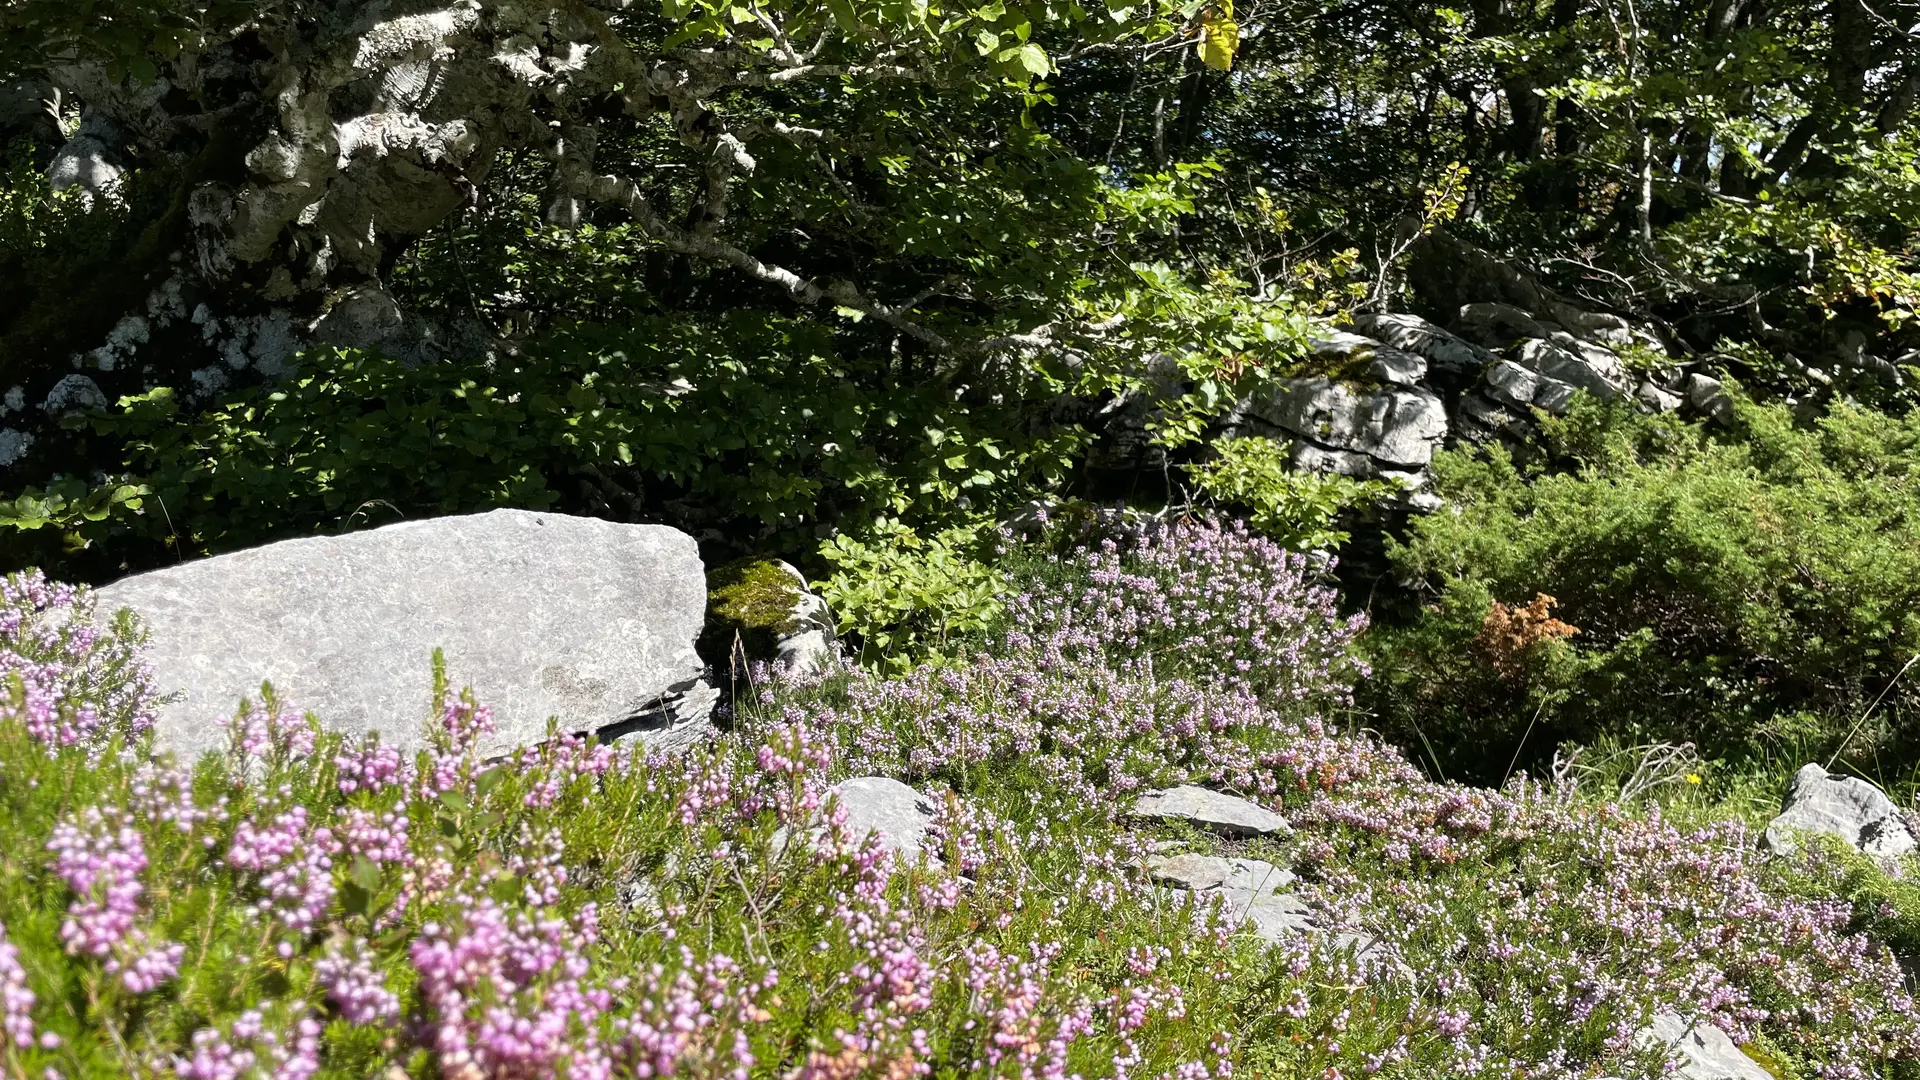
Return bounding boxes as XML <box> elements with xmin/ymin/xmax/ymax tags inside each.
<box><xmin>1003</xmin><ymin>42</ymin><xmax>1050</xmax><ymax>76</ymax></box>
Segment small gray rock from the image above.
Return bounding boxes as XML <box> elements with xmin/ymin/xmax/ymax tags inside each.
<box><xmin>1512</xmin><ymin>337</ymin><xmax>1628</xmax><ymax>400</ymax></box>
<box><xmin>1636</xmin><ymin>380</ymin><xmax>1683</xmax><ymax>413</ymax></box>
<box><xmin>1763</xmin><ymin>763</ymin><xmax>1919</xmax><ymax>859</ymax></box>
<box><xmin>41</xmin><ymin>374</ymin><xmax>108</xmax><ymax>417</ymax></box>
<box><xmin>1148</xmin><ymin>854</ymin><xmax>1314</xmax><ymax>941</ymax></box>
<box><xmin>834</xmin><ymin>777</ymin><xmax>939</xmax><ymax>860</ymax></box>
<box><xmin>1685</xmin><ymin>373</ymin><xmax>1734</xmax><ymax>423</ymax></box>
<box><xmin>94</xmin><ymin>509</ymin><xmax>716</xmax><ymax>761</ymax></box>
<box><xmin>1634</xmin><ymin>1013</ymin><xmax>1775</xmax><ymax>1080</ymax></box>
<box><xmin>765</xmin><ymin>562</ymin><xmax>839</xmax><ymax>677</ymax></box>
<box><xmin>1132</xmin><ymin>785</ymin><xmax>1292</xmax><ymax>838</ymax></box>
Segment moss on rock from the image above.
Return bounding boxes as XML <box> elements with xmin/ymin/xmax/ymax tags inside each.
<box><xmin>700</xmin><ymin>557</ymin><xmax>808</xmax><ymax>670</ymax></box>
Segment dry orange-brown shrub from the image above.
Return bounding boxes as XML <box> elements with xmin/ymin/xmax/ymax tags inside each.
<box><xmin>1476</xmin><ymin>593</ymin><xmax>1579</xmax><ymax>679</ymax></box>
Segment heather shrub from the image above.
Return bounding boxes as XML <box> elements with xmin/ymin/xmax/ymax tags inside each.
<box><xmin>1367</xmin><ymin>392</ymin><xmax>1920</xmax><ymax>779</ymax></box>
<box><xmin>792</xmin><ymin>520</ymin><xmax>1369</xmax><ymax>809</ymax></box>
<box><xmin>0</xmin><ymin>572</ymin><xmax>1250</xmax><ymax>1079</ymax></box>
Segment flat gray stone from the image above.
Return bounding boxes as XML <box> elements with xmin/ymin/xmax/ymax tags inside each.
<box><xmin>1764</xmin><ymin>763</ymin><xmax>1918</xmax><ymax>859</ymax></box>
<box><xmin>1308</xmin><ymin>330</ymin><xmax>1427</xmax><ymax>387</ymax></box>
<box><xmin>1149</xmin><ymin>854</ymin><xmax>1313</xmax><ymax>941</ymax></box>
<box><xmin>1351</xmin><ymin>313</ymin><xmax>1492</xmax><ymax>375</ymax></box>
<box><xmin>1483</xmin><ymin>360</ymin><xmax>1578</xmax><ymax>415</ymax></box>
<box><xmin>1365</xmin><ymin>350</ymin><xmax>1426</xmax><ymax>388</ymax></box>
<box><xmin>1132</xmin><ymin>785</ymin><xmax>1292</xmax><ymax>838</ymax></box>
<box><xmin>1455</xmin><ymin>302</ymin><xmax>1557</xmax><ymax>348</ymax></box>
<box><xmin>1636</xmin><ymin>1014</ymin><xmax>1776</xmax><ymax>1080</ymax></box>
<box><xmin>1512</xmin><ymin>337</ymin><xmax>1628</xmax><ymax>400</ymax></box>
<box><xmin>94</xmin><ymin>509</ymin><xmax>715</xmax><ymax>760</ymax></box>
<box><xmin>1237</xmin><ymin>378</ymin><xmax>1448</xmax><ymax>468</ymax></box>
<box><xmin>834</xmin><ymin>777</ymin><xmax>938</xmax><ymax>860</ymax></box>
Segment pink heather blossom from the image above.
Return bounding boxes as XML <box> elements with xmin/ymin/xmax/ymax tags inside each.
<box><xmin>0</xmin><ymin>570</ymin><xmax>158</xmax><ymax>752</ymax></box>
<box><xmin>315</xmin><ymin>943</ymin><xmax>400</xmax><ymax>1025</ymax></box>
<box><xmin>227</xmin><ymin>807</ymin><xmax>339</xmax><ymax>934</ymax></box>
<box><xmin>0</xmin><ymin>922</ymin><xmax>36</xmax><ymax>1049</ymax></box>
<box><xmin>46</xmin><ymin>809</ymin><xmax>182</xmax><ymax>994</ymax></box>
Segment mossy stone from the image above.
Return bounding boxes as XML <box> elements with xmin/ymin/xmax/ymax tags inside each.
<box><xmin>700</xmin><ymin>557</ymin><xmax>809</xmax><ymax>669</ymax></box>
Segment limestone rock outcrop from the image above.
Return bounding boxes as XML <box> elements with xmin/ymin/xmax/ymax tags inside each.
<box><xmin>95</xmin><ymin>509</ymin><xmax>717</xmax><ymax>760</ymax></box>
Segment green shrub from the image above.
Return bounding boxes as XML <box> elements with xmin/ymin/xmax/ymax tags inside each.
<box><xmin>816</xmin><ymin>519</ymin><xmax>1007</xmax><ymax>671</ymax></box>
<box><xmin>3</xmin><ymin>315</ymin><xmax>1085</xmax><ymax>578</ymax></box>
<box><xmin>1366</xmin><ymin>391</ymin><xmax>1920</xmax><ymax>779</ymax></box>
<box><xmin>1181</xmin><ymin>435</ymin><xmax>1396</xmax><ymax>549</ymax></box>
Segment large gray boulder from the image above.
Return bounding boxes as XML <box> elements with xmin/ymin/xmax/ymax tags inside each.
<box><xmin>95</xmin><ymin>509</ymin><xmax>717</xmax><ymax>760</ymax></box>
<box><xmin>1233</xmin><ymin>377</ymin><xmax>1448</xmax><ymax>470</ymax></box>
<box><xmin>1763</xmin><ymin>764</ymin><xmax>1919</xmax><ymax>859</ymax></box>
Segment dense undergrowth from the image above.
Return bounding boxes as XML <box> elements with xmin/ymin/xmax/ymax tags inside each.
<box><xmin>3</xmin><ymin>523</ymin><xmax>1919</xmax><ymax>1079</ymax></box>
<box><xmin>1367</xmin><ymin>393</ymin><xmax>1920</xmax><ymax>784</ymax></box>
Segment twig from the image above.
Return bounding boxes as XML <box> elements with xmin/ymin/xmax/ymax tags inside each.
<box><xmin>1826</xmin><ymin>652</ymin><xmax>1920</xmax><ymax>769</ymax></box>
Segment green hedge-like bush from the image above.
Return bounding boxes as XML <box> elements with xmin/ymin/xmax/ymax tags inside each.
<box><xmin>1366</xmin><ymin>392</ymin><xmax>1920</xmax><ymax>779</ymax></box>
<box><xmin>1</xmin><ymin>316</ymin><xmax>1084</xmax><ymax>580</ymax></box>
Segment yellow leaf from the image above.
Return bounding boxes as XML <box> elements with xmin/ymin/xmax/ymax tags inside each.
<box><xmin>1197</xmin><ymin>2</ymin><xmax>1238</xmax><ymax>70</ymax></box>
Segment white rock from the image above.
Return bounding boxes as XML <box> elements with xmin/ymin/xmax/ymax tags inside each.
<box><xmin>834</xmin><ymin>777</ymin><xmax>938</xmax><ymax>860</ymax></box>
<box><xmin>94</xmin><ymin>509</ymin><xmax>717</xmax><ymax>760</ymax></box>
<box><xmin>1131</xmin><ymin>785</ymin><xmax>1292</xmax><ymax>838</ymax></box>
<box><xmin>1763</xmin><ymin>763</ymin><xmax>1918</xmax><ymax>859</ymax></box>
<box><xmin>1635</xmin><ymin>1013</ymin><xmax>1776</xmax><ymax>1080</ymax></box>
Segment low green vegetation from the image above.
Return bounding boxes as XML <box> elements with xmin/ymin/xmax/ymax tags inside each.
<box><xmin>1367</xmin><ymin>392</ymin><xmax>1920</xmax><ymax>782</ymax></box>
<box><xmin>1182</xmin><ymin>435</ymin><xmax>1394</xmax><ymax>549</ymax></box>
<box><xmin>6</xmin><ymin>525</ymin><xmax>1920</xmax><ymax>1079</ymax></box>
